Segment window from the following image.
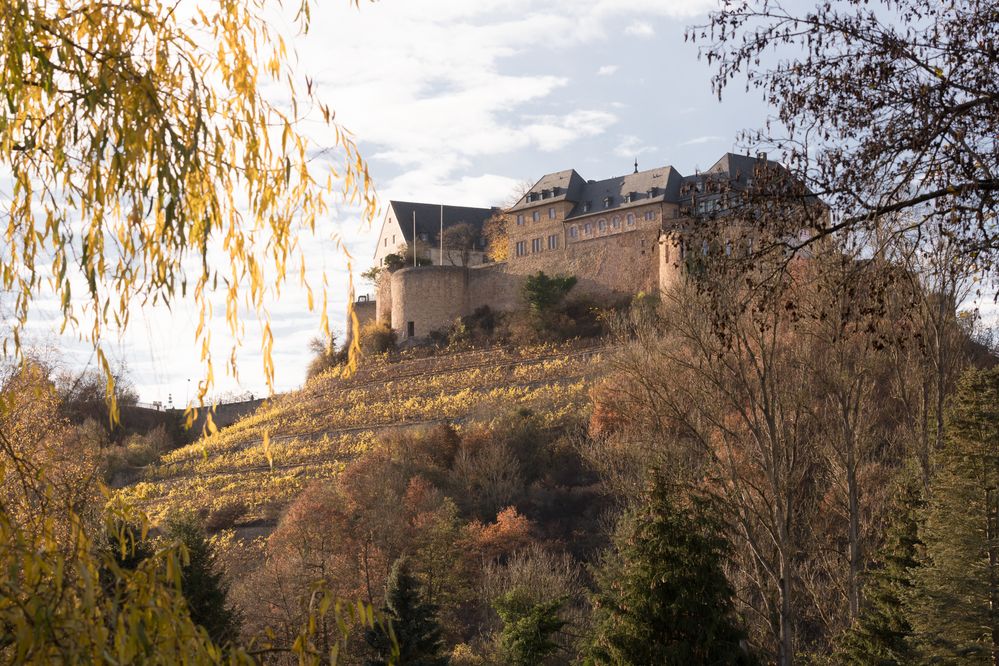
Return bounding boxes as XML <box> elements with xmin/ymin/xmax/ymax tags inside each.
<box><xmin>701</xmin><ymin>239</ymin><xmax>709</xmax><ymax>256</ymax></box>
<box><xmin>384</xmin><ymin>238</ymin><xmax>387</xmax><ymax>247</ymax></box>
<box><xmin>532</xmin><ymin>237</ymin><xmax>542</xmax><ymax>253</ymax></box>
<box><xmin>644</xmin><ymin>211</ymin><xmax>655</xmax><ymax>221</ymax></box>
<box><xmin>548</xmin><ymin>234</ymin><xmax>558</xmax><ymax>250</ymax></box>
<box><xmin>647</xmin><ymin>187</ymin><xmax>658</xmax><ymax>197</ymax></box>
<box><xmin>549</xmin><ymin>207</ymin><xmax>556</xmax><ymax>220</ymax></box>
<box><xmin>725</xmin><ymin>240</ymin><xmax>733</xmax><ymax>256</ymax></box>
<box><xmin>407</xmin><ymin>321</ymin><xmax>415</xmax><ymax>338</ymax></box>
<box><xmin>582</xmin><ymin>201</ymin><xmax>592</xmax><ymax>212</ymax></box>
<box><xmin>516</xmin><ymin>214</ymin><xmax>525</xmax><ymax>226</ymax></box>
<box><xmin>569</xmin><ymin>226</ymin><xmax>578</xmax><ymax>239</ymax></box>
<box><xmin>392</xmin><ymin>234</ymin><xmax>396</xmax><ymax>244</ymax></box>
<box><xmin>679</xmin><ymin>240</ymin><xmax>686</xmax><ymax>259</ymax></box>
<box><xmin>515</xmin><ymin>240</ymin><xmax>527</xmax><ymax>257</ymax></box>
<box><xmin>626</xmin><ymin>213</ymin><xmax>634</xmax><ymax>226</ymax></box>
<box><xmin>584</xmin><ymin>223</ymin><xmax>592</xmax><ymax>236</ymax></box>
<box><xmin>532</xmin><ymin>210</ymin><xmax>541</xmax><ymax>222</ymax></box>
<box><xmin>603</xmin><ymin>196</ymin><xmax>613</xmax><ymax>208</ymax></box>
<box><xmin>598</xmin><ymin>218</ymin><xmax>607</xmax><ymax>233</ymax></box>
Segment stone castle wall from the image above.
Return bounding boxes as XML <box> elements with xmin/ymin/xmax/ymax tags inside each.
<box><xmin>372</xmin><ymin>204</ymin><xmax>687</xmax><ymax>340</ymax></box>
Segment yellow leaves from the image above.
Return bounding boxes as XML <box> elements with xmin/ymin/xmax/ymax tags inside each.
<box><xmin>1</xmin><ymin>0</ymin><xmax>378</xmax><ymax>408</ymax></box>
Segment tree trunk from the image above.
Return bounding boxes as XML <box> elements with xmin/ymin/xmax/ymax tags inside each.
<box><xmin>847</xmin><ymin>443</ymin><xmax>861</xmax><ymax>619</ymax></box>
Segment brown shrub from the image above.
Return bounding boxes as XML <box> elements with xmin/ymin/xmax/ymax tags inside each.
<box><xmin>359</xmin><ymin>320</ymin><xmax>397</xmax><ymax>355</ymax></box>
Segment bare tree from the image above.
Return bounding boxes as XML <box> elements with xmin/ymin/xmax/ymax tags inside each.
<box><xmin>689</xmin><ymin>0</ymin><xmax>999</xmax><ymax>274</ymax></box>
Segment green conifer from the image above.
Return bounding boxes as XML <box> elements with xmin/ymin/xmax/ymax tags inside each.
<box><xmin>588</xmin><ymin>475</ymin><xmax>756</xmax><ymax>665</ymax></box>
<box><xmin>835</xmin><ymin>475</ymin><xmax>922</xmax><ymax>665</ymax></box>
<box><xmin>493</xmin><ymin>588</ymin><xmax>566</xmax><ymax>665</ymax></box>
<box><xmin>163</xmin><ymin>512</ymin><xmax>242</xmax><ymax>646</ymax></box>
<box><xmin>908</xmin><ymin>367</ymin><xmax>999</xmax><ymax>663</ymax></box>
<box><xmin>366</xmin><ymin>557</ymin><xmax>448</xmax><ymax>666</ymax></box>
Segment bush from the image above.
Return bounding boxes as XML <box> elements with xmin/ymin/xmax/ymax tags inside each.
<box><xmin>306</xmin><ymin>334</ymin><xmax>347</xmax><ymax>379</ymax></box>
<box><xmin>521</xmin><ymin>271</ymin><xmax>577</xmax><ymax>313</ymax></box>
<box><xmin>451</xmin><ymin>440</ymin><xmax>524</xmax><ymax>520</ymax></box>
<box><xmin>204</xmin><ymin>500</ymin><xmax>249</xmax><ymax>532</ymax></box>
<box><xmin>359</xmin><ymin>320</ymin><xmax>397</xmax><ymax>355</ymax></box>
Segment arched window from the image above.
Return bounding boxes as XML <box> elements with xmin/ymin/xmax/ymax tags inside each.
<box><xmin>532</xmin><ymin>210</ymin><xmax>541</xmax><ymax>222</ymax></box>
<box><xmin>569</xmin><ymin>225</ymin><xmax>578</xmax><ymax>238</ymax></box>
<box><xmin>598</xmin><ymin>218</ymin><xmax>607</xmax><ymax>233</ymax></box>
<box><xmin>626</xmin><ymin>213</ymin><xmax>635</xmax><ymax>226</ymax></box>
<box><xmin>584</xmin><ymin>222</ymin><xmax>592</xmax><ymax>236</ymax></box>
<box><xmin>613</xmin><ymin>216</ymin><xmax>621</xmax><ymax>229</ymax></box>
<box><xmin>548</xmin><ymin>207</ymin><xmax>556</xmax><ymax>220</ymax></box>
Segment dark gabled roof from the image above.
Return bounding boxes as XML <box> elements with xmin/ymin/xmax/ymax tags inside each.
<box><xmin>507</xmin><ymin>169</ymin><xmax>587</xmax><ymax>211</ymax></box>
<box><xmin>389</xmin><ymin>201</ymin><xmax>499</xmax><ymax>242</ymax></box>
<box><xmin>564</xmin><ymin>166</ymin><xmax>683</xmax><ymax>219</ymax></box>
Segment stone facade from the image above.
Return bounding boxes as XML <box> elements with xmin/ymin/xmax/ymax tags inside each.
<box><xmin>359</xmin><ymin>153</ymin><xmax>781</xmax><ymax>341</ymax></box>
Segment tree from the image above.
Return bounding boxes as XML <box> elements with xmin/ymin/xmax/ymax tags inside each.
<box><xmin>439</xmin><ymin>222</ymin><xmax>479</xmax><ymax>266</ymax></box>
<box><xmin>493</xmin><ymin>589</ymin><xmax>566</xmax><ymax>666</ymax></box>
<box><xmin>366</xmin><ymin>557</ymin><xmax>447</xmax><ymax>666</ymax></box>
<box><xmin>588</xmin><ymin>476</ymin><xmax>755</xmax><ymax>666</ymax></box>
<box><xmin>521</xmin><ymin>272</ymin><xmax>577</xmax><ymax>314</ymax></box>
<box><xmin>1</xmin><ymin>0</ymin><xmax>376</xmax><ymax>398</ymax></box>
<box><xmin>482</xmin><ymin>213</ymin><xmax>509</xmax><ymax>262</ymax></box>
<box><xmin>908</xmin><ymin>367</ymin><xmax>999</xmax><ymax>663</ymax></box>
<box><xmin>163</xmin><ymin>512</ymin><xmax>242</xmax><ymax>647</ymax></box>
<box><xmin>690</xmin><ymin>1</ymin><xmax>999</xmax><ymax>274</ymax></box>
<box><xmin>835</xmin><ymin>476</ymin><xmax>922</xmax><ymax>666</ymax></box>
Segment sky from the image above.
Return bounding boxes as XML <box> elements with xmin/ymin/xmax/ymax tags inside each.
<box><xmin>18</xmin><ymin>0</ymin><xmax>783</xmax><ymax>405</ymax></box>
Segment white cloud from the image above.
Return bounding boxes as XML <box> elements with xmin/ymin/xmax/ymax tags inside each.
<box><xmin>614</xmin><ymin>134</ymin><xmax>659</xmax><ymax>158</ymax></box>
<box><xmin>597</xmin><ymin>64</ymin><xmax>619</xmax><ymax>76</ymax></box>
<box><xmin>624</xmin><ymin>21</ymin><xmax>655</xmax><ymax>37</ymax></box>
<box><xmin>680</xmin><ymin>135</ymin><xmax>725</xmax><ymax>146</ymax></box>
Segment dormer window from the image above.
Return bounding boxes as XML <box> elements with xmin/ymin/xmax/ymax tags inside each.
<box><xmin>582</xmin><ymin>201</ymin><xmax>592</xmax><ymax>212</ymax></box>
<box><xmin>551</xmin><ymin>186</ymin><xmax>560</xmax><ymax>196</ymax></box>
<box><xmin>623</xmin><ymin>191</ymin><xmax>636</xmax><ymax>203</ymax></box>
<box><xmin>603</xmin><ymin>196</ymin><xmax>613</xmax><ymax>208</ymax></box>
<box><xmin>647</xmin><ymin>187</ymin><xmax>658</xmax><ymax>197</ymax></box>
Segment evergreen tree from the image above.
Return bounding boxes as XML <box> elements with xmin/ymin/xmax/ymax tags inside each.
<box><xmin>835</xmin><ymin>475</ymin><xmax>922</xmax><ymax>665</ymax></box>
<box><xmin>493</xmin><ymin>588</ymin><xmax>566</xmax><ymax>665</ymax></box>
<box><xmin>163</xmin><ymin>512</ymin><xmax>241</xmax><ymax>646</ymax></box>
<box><xmin>588</xmin><ymin>476</ymin><xmax>755</xmax><ymax>665</ymax></box>
<box><xmin>908</xmin><ymin>367</ymin><xmax>999</xmax><ymax>663</ymax></box>
<box><xmin>366</xmin><ymin>557</ymin><xmax>448</xmax><ymax>666</ymax></box>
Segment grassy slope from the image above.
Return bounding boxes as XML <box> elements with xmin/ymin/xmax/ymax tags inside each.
<box><xmin>121</xmin><ymin>340</ymin><xmax>608</xmax><ymax>527</ymax></box>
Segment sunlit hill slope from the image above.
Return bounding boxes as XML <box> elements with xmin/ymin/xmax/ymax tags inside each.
<box><xmin>120</xmin><ymin>341</ymin><xmax>608</xmax><ymax>531</ymax></box>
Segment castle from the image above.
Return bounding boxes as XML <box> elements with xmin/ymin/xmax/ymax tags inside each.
<box><xmin>355</xmin><ymin>152</ymin><xmax>775</xmax><ymax>341</ymax></box>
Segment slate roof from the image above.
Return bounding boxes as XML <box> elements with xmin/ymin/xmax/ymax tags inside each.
<box><xmin>507</xmin><ymin>153</ymin><xmax>786</xmax><ymax>219</ymax></box>
<box><xmin>389</xmin><ymin>201</ymin><xmax>499</xmax><ymax>242</ymax></box>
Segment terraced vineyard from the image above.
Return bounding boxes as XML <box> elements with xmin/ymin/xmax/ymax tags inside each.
<box><xmin>121</xmin><ymin>341</ymin><xmax>608</xmax><ymax>527</ymax></box>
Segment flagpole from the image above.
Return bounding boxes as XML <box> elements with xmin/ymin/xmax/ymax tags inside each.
<box><xmin>440</xmin><ymin>204</ymin><xmax>444</xmax><ymax>265</ymax></box>
<box><xmin>412</xmin><ymin>211</ymin><xmax>417</xmax><ymax>267</ymax></box>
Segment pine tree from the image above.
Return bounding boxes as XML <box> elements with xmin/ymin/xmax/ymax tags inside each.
<box><xmin>835</xmin><ymin>475</ymin><xmax>922</xmax><ymax>665</ymax></box>
<box><xmin>163</xmin><ymin>512</ymin><xmax>241</xmax><ymax>646</ymax></box>
<box><xmin>493</xmin><ymin>588</ymin><xmax>566</xmax><ymax>665</ymax></box>
<box><xmin>588</xmin><ymin>476</ymin><xmax>756</xmax><ymax>665</ymax></box>
<box><xmin>908</xmin><ymin>367</ymin><xmax>999</xmax><ymax>663</ymax></box>
<box><xmin>366</xmin><ymin>557</ymin><xmax>448</xmax><ymax>666</ymax></box>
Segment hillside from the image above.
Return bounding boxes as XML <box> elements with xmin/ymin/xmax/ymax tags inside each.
<box><xmin>120</xmin><ymin>340</ymin><xmax>609</xmax><ymax>531</ymax></box>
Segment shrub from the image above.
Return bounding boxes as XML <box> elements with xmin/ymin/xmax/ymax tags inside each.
<box><xmin>521</xmin><ymin>271</ymin><xmax>577</xmax><ymax>313</ymax></box>
<box><xmin>359</xmin><ymin>320</ymin><xmax>397</xmax><ymax>355</ymax></box>
<box><xmin>306</xmin><ymin>334</ymin><xmax>347</xmax><ymax>379</ymax></box>
<box><xmin>451</xmin><ymin>441</ymin><xmax>524</xmax><ymax>520</ymax></box>
<box><xmin>204</xmin><ymin>500</ymin><xmax>249</xmax><ymax>532</ymax></box>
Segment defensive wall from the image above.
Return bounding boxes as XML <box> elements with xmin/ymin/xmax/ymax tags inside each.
<box><xmin>377</xmin><ymin>233</ymin><xmax>683</xmax><ymax>340</ymax></box>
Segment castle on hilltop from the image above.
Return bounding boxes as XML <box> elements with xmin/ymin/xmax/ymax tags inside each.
<box><xmin>355</xmin><ymin>152</ymin><xmax>778</xmax><ymax>341</ymax></box>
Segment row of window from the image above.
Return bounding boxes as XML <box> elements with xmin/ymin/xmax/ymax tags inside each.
<box><xmin>566</xmin><ymin>211</ymin><xmax>654</xmax><ymax>238</ymax></box>
<box><xmin>516</xmin><ymin>207</ymin><xmax>559</xmax><ymax>225</ymax></box>
<box><xmin>514</xmin><ymin>234</ymin><xmax>560</xmax><ymax>257</ymax></box>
